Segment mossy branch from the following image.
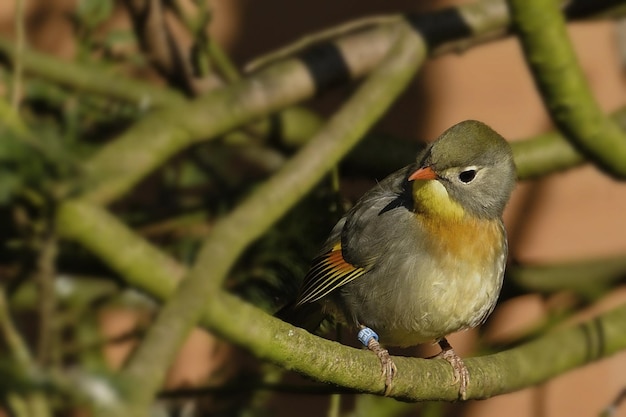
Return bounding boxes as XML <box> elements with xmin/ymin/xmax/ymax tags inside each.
<box><xmin>509</xmin><ymin>0</ymin><xmax>626</xmax><ymax>178</ymax></box>
<box><xmin>56</xmin><ymin>199</ymin><xmax>626</xmax><ymax>403</ymax></box>
<box><xmin>508</xmin><ymin>255</ymin><xmax>626</xmax><ymax>299</ymax></box>
<box><xmin>202</xmin><ymin>292</ymin><xmax>626</xmax><ymax>402</ymax></box>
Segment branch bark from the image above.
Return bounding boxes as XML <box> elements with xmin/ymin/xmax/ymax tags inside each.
<box><xmin>509</xmin><ymin>0</ymin><xmax>626</xmax><ymax>178</ymax></box>
<box><xmin>56</xmin><ymin>200</ymin><xmax>626</xmax><ymax>402</ymax></box>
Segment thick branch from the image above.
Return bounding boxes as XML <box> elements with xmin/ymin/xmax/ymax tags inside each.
<box><xmin>55</xmin><ymin>201</ymin><xmax>185</xmax><ymax>299</ymax></box>
<box><xmin>508</xmin><ymin>255</ymin><xmax>626</xmax><ymax>298</ymax></box>
<box><xmin>509</xmin><ymin>0</ymin><xmax>626</xmax><ymax>178</ymax></box>
<box><xmin>56</xmin><ymin>200</ymin><xmax>626</xmax><ymax>402</ymax></box>
<box><xmin>202</xmin><ymin>292</ymin><xmax>626</xmax><ymax>401</ymax></box>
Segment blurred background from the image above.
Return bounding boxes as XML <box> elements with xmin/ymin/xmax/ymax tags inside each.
<box><xmin>0</xmin><ymin>0</ymin><xmax>625</xmax><ymax>416</ymax></box>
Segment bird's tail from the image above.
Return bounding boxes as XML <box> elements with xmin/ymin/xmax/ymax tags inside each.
<box><xmin>275</xmin><ymin>301</ymin><xmax>326</xmax><ymax>334</ymax></box>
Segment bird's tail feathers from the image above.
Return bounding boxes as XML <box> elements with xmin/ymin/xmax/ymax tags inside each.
<box><xmin>275</xmin><ymin>301</ymin><xmax>326</xmax><ymax>333</ymax></box>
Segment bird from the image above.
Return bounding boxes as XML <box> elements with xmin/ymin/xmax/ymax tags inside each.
<box><xmin>278</xmin><ymin>120</ymin><xmax>516</xmax><ymax>399</ymax></box>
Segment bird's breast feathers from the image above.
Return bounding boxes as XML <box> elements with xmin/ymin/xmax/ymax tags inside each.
<box><xmin>343</xmin><ymin>180</ymin><xmax>507</xmax><ymax>346</ymax></box>
<box><xmin>296</xmin><ymin>174</ymin><xmax>507</xmax><ymax>346</ymax></box>
<box><xmin>388</xmin><ymin>211</ymin><xmax>506</xmax><ymax>345</ymax></box>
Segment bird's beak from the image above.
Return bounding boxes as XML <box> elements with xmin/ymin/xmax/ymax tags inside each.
<box><xmin>408</xmin><ymin>166</ymin><xmax>437</xmax><ymax>181</ymax></box>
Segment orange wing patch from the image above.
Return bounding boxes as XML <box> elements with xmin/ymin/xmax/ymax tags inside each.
<box><xmin>296</xmin><ymin>243</ymin><xmax>367</xmax><ymax>305</ymax></box>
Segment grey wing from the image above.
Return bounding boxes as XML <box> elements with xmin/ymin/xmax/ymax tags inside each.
<box><xmin>296</xmin><ymin>164</ymin><xmax>415</xmax><ymax>305</ymax></box>
<box><xmin>340</xmin><ymin>164</ymin><xmax>416</xmax><ymax>267</ymax></box>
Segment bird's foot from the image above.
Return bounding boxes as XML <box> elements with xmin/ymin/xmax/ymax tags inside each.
<box><xmin>367</xmin><ymin>337</ymin><xmax>397</xmax><ymax>395</ymax></box>
<box><xmin>435</xmin><ymin>338</ymin><xmax>469</xmax><ymax>400</ymax></box>
<box><xmin>358</xmin><ymin>326</ymin><xmax>397</xmax><ymax>395</ymax></box>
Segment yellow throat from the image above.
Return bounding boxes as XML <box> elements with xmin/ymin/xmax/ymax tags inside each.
<box><xmin>411</xmin><ymin>179</ymin><xmax>466</xmax><ymax>220</ymax></box>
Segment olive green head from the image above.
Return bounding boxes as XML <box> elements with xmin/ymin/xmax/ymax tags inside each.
<box><xmin>414</xmin><ymin>120</ymin><xmax>516</xmax><ymax>219</ymax></box>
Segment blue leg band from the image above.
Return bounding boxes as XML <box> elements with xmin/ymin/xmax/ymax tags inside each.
<box><xmin>357</xmin><ymin>327</ymin><xmax>379</xmax><ymax>346</ymax></box>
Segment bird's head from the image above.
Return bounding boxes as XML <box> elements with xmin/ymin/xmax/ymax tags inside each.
<box><xmin>408</xmin><ymin>120</ymin><xmax>516</xmax><ymax>220</ymax></box>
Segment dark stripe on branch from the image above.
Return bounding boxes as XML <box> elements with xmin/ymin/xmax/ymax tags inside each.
<box><xmin>298</xmin><ymin>42</ymin><xmax>351</xmax><ymax>94</ymax></box>
<box><xmin>406</xmin><ymin>8</ymin><xmax>472</xmax><ymax>50</ymax></box>
<box><xmin>563</xmin><ymin>0</ymin><xmax>626</xmax><ymax>19</ymax></box>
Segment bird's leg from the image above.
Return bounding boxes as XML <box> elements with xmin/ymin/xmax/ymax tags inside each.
<box><xmin>357</xmin><ymin>326</ymin><xmax>397</xmax><ymax>395</ymax></box>
<box><xmin>434</xmin><ymin>337</ymin><xmax>469</xmax><ymax>400</ymax></box>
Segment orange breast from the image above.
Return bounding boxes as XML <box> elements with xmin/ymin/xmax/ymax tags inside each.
<box><xmin>420</xmin><ymin>214</ymin><xmax>504</xmax><ymax>265</ymax></box>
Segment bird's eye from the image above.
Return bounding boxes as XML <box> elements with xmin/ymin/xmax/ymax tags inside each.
<box><xmin>458</xmin><ymin>169</ymin><xmax>477</xmax><ymax>183</ymax></box>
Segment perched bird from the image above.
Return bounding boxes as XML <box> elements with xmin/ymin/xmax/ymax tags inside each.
<box><xmin>279</xmin><ymin>120</ymin><xmax>516</xmax><ymax>398</ymax></box>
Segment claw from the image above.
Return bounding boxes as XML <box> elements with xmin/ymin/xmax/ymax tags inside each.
<box><xmin>436</xmin><ymin>338</ymin><xmax>469</xmax><ymax>400</ymax></box>
<box><xmin>367</xmin><ymin>337</ymin><xmax>397</xmax><ymax>395</ymax></box>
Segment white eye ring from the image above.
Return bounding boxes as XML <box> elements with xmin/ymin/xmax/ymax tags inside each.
<box><xmin>458</xmin><ymin>167</ymin><xmax>478</xmax><ymax>183</ymax></box>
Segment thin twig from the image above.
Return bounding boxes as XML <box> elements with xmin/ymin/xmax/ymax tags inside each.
<box><xmin>62</xmin><ymin>327</ymin><xmax>144</xmax><ymax>356</ymax></box>
<box><xmin>600</xmin><ymin>387</ymin><xmax>626</xmax><ymax>417</ymax></box>
<box><xmin>11</xmin><ymin>0</ymin><xmax>26</xmax><ymax>110</ymax></box>
<box><xmin>125</xmin><ymin>0</ymin><xmax>195</xmax><ymax>94</ymax></box>
<box><xmin>245</xmin><ymin>15</ymin><xmax>401</xmax><ymax>72</ymax></box>
<box><xmin>328</xmin><ymin>393</ymin><xmax>341</xmax><ymax>417</ymax></box>
<box><xmin>0</xmin><ymin>288</ymin><xmax>52</xmax><ymax>417</ymax></box>
<box><xmin>35</xmin><ymin>234</ymin><xmax>58</xmax><ymax>366</ymax></box>
<box><xmin>0</xmin><ymin>287</ymin><xmax>33</xmax><ymax>370</ymax></box>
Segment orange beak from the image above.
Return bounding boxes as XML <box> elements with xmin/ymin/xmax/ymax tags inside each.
<box><xmin>408</xmin><ymin>166</ymin><xmax>437</xmax><ymax>181</ymax></box>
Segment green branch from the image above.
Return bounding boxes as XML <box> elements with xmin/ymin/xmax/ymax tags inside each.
<box><xmin>0</xmin><ymin>37</ymin><xmax>185</xmax><ymax>108</ymax></box>
<box><xmin>74</xmin><ymin>52</ymin><xmax>323</xmax><ymax>204</ymax></box>
<box><xmin>508</xmin><ymin>255</ymin><xmax>626</xmax><ymax>299</ymax></box>
<box><xmin>201</xmin><ymin>292</ymin><xmax>626</xmax><ymax>401</ymax></box>
<box><xmin>56</xmin><ymin>201</ymin><xmax>185</xmax><ymax>299</ymax></box>
<box><xmin>319</xmin><ymin>105</ymin><xmax>626</xmax><ymax>181</ymax></box>
<box><xmin>10</xmin><ymin>0</ymin><xmax>25</xmax><ymax>110</ymax></box>
<box><xmin>56</xmin><ymin>199</ymin><xmax>626</xmax><ymax>403</ymax></box>
<box><xmin>0</xmin><ymin>289</ymin><xmax>51</xmax><ymax>417</ymax></box>
<box><xmin>509</xmin><ymin>0</ymin><xmax>626</xmax><ymax>178</ymax></box>
<box><xmin>510</xmin><ymin>126</ymin><xmax>584</xmax><ymax>180</ymax></box>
